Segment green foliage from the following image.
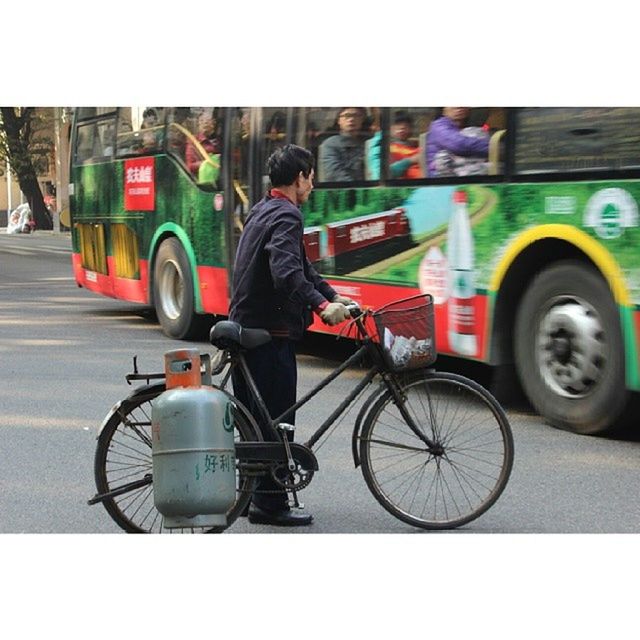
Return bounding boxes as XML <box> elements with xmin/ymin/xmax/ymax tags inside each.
<box><xmin>0</xmin><ymin>107</ymin><xmax>54</xmax><ymax>174</ymax></box>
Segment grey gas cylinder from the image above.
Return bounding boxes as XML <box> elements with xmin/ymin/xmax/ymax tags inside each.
<box><xmin>151</xmin><ymin>386</ymin><xmax>236</xmax><ymax>529</ymax></box>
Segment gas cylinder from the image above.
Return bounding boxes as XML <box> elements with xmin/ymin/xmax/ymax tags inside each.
<box><xmin>151</xmin><ymin>349</ymin><xmax>236</xmax><ymax>529</ymax></box>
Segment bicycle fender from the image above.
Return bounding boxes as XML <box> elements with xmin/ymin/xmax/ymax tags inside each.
<box><xmin>95</xmin><ymin>383</ymin><xmax>165</xmax><ymax>440</ymax></box>
<box><xmin>351</xmin><ymin>383</ymin><xmax>386</xmax><ymax>468</ymax></box>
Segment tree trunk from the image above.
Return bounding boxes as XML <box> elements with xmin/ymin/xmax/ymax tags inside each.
<box><xmin>0</xmin><ymin>107</ymin><xmax>53</xmax><ymax>230</ymax></box>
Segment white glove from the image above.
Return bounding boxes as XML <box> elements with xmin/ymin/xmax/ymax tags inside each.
<box><xmin>333</xmin><ymin>293</ymin><xmax>355</xmax><ymax>306</ymax></box>
<box><xmin>320</xmin><ymin>302</ymin><xmax>351</xmax><ymax>326</ymax></box>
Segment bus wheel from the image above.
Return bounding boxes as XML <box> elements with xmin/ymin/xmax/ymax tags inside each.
<box><xmin>514</xmin><ymin>260</ymin><xmax>627</xmax><ymax>435</ymax></box>
<box><xmin>153</xmin><ymin>237</ymin><xmax>201</xmax><ymax>339</ymax></box>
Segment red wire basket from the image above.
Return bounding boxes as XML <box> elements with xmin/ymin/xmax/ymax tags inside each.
<box><xmin>372</xmin><ymin>294</ymin><xmax>436</xmax><ymax>372</ymax></box>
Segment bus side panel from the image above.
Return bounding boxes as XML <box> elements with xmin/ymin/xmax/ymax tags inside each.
<box><xmin>111</xmin><ymin>257</ymin><xmax>149</xmax><ymax>303</ymax></box>
<box><xmin>197</xmin><ymin>265</ymin><xmax>229</xmax><ymax>316</ymax></box>
<box><xmin>72</xmin><ymin>155</ymin><xmax>229</xmax><ymax>313</ymax></box>
<box><xmin>489</xmin><ymin>180</ymin><xmax>640</xmax><ymax>392</ymax></box>
<box><xmin>628</xmin><ymin>307</ymin><xmax>640</xmax><ymax>390</ymax></box>
<box><xmin>72</xmin><ymin>253</ymin><xmax>115</xmax><ymax>298</ymax></box>
<box><xmin>301</xmin><ymin>185</ymin><xmax>494</xmax><ymax>362</ymax></box>
<box><xmin>307</xmin><ymin>278</ymin><xmax>490</xmax><ymax>360</ymax></box>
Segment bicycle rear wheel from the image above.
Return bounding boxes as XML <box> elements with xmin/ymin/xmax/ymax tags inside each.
<box><xmin>360</xmin><ymin>372</ymin><xmax>513</xmax><ymax>530</ymax></box>
<box><xmin>94</xmin><ymin>385</ymin><xmax>259</xmax><ymax>533</ymax></box>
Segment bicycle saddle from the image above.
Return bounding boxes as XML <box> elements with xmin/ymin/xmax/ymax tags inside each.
<box><xmin>209</xmin><ymin>321</ymin><xmax>271</xmax><ymax>350</ymax></box>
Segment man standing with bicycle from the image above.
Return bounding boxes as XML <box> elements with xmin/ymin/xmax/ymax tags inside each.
<box><xmin>229</xmin><ymin>144</ymin><xmax>353</xmax><ymax>526</ymax></box>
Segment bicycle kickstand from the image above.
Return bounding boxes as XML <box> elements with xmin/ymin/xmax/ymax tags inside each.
<box><xmin>289</xmin><ymin>489</ymin><xmax>304</xmax><ymax>510</ymax></box>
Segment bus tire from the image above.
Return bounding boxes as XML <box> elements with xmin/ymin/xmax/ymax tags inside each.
<box><xmin>514</xmin><ymin>260</ymin><xmax>628</xmax><ymax>435</ymax></box>
<box><xmin>153</xmin><ymin>237</ymin><xmax>203</xmax><ymax>339</ymax></box>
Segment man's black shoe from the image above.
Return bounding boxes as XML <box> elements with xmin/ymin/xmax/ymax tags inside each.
<box><xmin>248</xmin><ymin>505</ymin><xmax>313</xmax><ymax>527</ymax></box>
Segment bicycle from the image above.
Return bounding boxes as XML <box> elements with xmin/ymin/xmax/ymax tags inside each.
<box><xmin>88</xmin><ymin>294</ymin><xmax>514</xmax><ymax>533</ymax></box>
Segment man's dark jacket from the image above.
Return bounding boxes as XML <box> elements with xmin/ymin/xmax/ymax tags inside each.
<box><xmin>229</xmin><ymin>193</ymin><xmax>336</xmax><ymax>340</ymax></box>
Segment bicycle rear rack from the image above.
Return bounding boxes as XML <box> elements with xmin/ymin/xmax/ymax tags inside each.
<box><xmin>125</xmin><ymin>354</ymin><xmax>214</xmax><ymax>385</ymax></box>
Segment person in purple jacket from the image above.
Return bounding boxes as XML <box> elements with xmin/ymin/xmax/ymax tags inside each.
<box><xmin>426</xmin><ymin>107</ymin><xmax>490</xmax><ymax>177</ymax></box>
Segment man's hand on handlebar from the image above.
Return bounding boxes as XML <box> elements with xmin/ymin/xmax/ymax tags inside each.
<box><xmin>332</xmin><ymin>293</ymin><xmax>355</xmax><ymax>306</ymax></box>
<box><xmin>332</xmin><ymin>294</ymin><xmax>365</xmax><ymax>319</ymax></box>
<box><xmin>320</xmin><ymin>302</ymin><xmax>351</xmax><ymax>326</ymax></box>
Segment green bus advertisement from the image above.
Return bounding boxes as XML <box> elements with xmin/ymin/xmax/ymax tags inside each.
<box><xmin>70</xmin><ymin>106</ymin><xmax>640</xmax><ymax>436</ymax></box>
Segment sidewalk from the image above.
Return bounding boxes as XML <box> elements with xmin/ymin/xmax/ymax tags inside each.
<box><xmin>1</xmin><ymin>227</ymin><xmax>71</xmax><ymax>236</ymax></box>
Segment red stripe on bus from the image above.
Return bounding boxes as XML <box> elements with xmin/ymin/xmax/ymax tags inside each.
<box><xmin>310</xmin><ymin>280</ymin><xmax>489</xmax><ymax>361</ymax></box>
<box><xmin>72</xmin><ymin>253</ymin><xmax>148</xmax><ymax>303</ymax></box>
<box><xmin>197</xmin><ymin>265</ymin><xmax>229</xmax><ymax>315</ymax></box>
<box><xmin>72</xmin><ymin>253</ymin><xmax>115</xmax><ymax>297</ymax></box>
<box><xmin>111</xmin><ymin>258</ymin><xmax>149</xmax><ymax>303</ymax></box>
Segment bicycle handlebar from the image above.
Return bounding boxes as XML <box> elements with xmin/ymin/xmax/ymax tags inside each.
<box><xmin>344</xmin><ymin>302</ymin><xmax>362</xmax><ymax>319</ymax></box>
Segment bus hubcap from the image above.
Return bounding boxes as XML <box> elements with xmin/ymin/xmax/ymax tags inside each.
<box><xmin>536</xmin><ymin>296</ymin><xmax>606</xmax><ymax>398</ymax></box>
<box><xmin>158</xmin><ymin>260</ymin><xmax>184</xmax><ymax>320</ymax></box>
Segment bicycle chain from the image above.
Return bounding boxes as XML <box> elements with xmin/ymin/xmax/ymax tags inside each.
<box><xmin>237</xmin><ymin>462</ymin><xmax>314</xmax><ymax>493</ymax></box>
<box><xmin>270</xmin><ymin>463</ymin><xmax>315</xmax><ymax>491</ymax></box>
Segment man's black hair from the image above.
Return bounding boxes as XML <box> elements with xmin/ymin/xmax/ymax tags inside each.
<box><xmin>394</xmin><ymin>110</ymin><xmax>413</xmax><ymax>126</ymax></box>
<box><xmin>267</xmin><ymin>144</ymin><xmax>314</xmax><ymax>187</ymax></box>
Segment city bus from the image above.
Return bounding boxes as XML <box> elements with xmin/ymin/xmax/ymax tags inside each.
<box><xmin>69</xmin><ymin>106</ymin><xmax>640</xmax><ymax>436</ymax></box>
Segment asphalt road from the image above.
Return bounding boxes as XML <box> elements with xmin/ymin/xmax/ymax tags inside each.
<box><xmin>1</xmin><ymin>230</ymin><xmax>640</xmax><ymax>534</ymax></box>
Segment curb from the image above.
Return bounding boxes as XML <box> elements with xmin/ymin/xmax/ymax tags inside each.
<box><xmin>1</xmin><ymin>227</ymin><xmax>71</xmax><ymax>236</ymax></box>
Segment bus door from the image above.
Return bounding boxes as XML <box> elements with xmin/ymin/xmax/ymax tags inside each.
<box><xmin>223</xmin><ymin>107</ymin><xmax>293</xmax><ymax>290</ymax></box>
<box><xmin>223</xmin><ymin>107</ymin><xmax>255</xmax><ymax>289</ymax></box>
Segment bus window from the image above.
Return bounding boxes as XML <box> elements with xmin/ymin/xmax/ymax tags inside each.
<box><xmin>295</xmin><ymin>107</ymin><xmax>327</xmax><ymax>173</ymax></box>
<box><xmin>310</xmin><ymin>107</ymin><xmax>376</xmax><ymax>182</ymax></box>
<box><xmin>264</xmin><ymin>109</ymin><xmax>287</xmax><ymax>158</ymax></box>
<box><xmin>383</xmin><ymin>107</ymin><xmax>438</xmax><ymax>180</ymax></box>
<box><xmin>165</xmin><ymin>107</ymin><xmax>192</xmax><ymax>163</ymax></box>
<box><xmin>166</xmin><ymin>107</ymin><xmax>223</xmax><ymax>187</ymax></box>
<box><xmin>515</xmin><ymin>107</ymin><xmax>640</xmax><ymax>174</ymax></box>
<box><xmin>116</xmin><ymin>107</ymin><xmax>165</xmax><ymax>157</ymax></box>
<box><xmin>260</xmin><ymin>108</ymin><xmax>289</xmax><ymax>189</ymax></box>
<box><xmin>424</xmin><ymin>107</ymin><xmax>507</xmax><ymax>178</ymax></box>
<box><xmin>231</xmin><ymin>107</ymin><xmax>252</xmax><ymax>231</ymax></box>
<box><xmin>76</xmin><ymin>107</ymin><xmax>116</xmax><ymax>119</ymax></box>
<box><xmin>73</xmin><ymin>117</ymin><xmax>116</xmax><ymax>165</ymax></box>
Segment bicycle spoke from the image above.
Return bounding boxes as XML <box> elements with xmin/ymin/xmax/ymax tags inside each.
<box><xmin>361</xmin><ymin>437</ymin><xmax>429</xmax><ymax>454</ymax></box>
<box><xmin>369</xmin><ymin>449</ymin><xmax>426</xmax><ymax>476</ymax></box>
<box><xmin>361</xmin><ymin>374</ymin><xmax>513</xmax><ymax>529</ymax></box>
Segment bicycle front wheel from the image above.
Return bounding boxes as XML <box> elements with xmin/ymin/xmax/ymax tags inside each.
<box><xmin>94</xmin><ymin>385</ymin><xmax>260</xmax><ymax>533</ymax></box>
<box><xmin>360</xmin><ymin>372</ymin><xmax>514</xmax><ymax>530</ymax></box>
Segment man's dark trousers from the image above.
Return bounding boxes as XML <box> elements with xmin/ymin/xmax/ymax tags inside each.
<box><xmin>231</xmin><ymin>337</ymin><xmax>297</xmax><ymax>511</ymax></box>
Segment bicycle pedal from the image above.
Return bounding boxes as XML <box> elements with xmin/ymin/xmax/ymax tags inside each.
<box><xmin>288</xmin><ymin>499</ymin><xmax>304</xmax><ymax>509</ymax></box>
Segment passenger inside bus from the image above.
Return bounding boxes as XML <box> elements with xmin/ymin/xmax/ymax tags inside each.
<box><xmin>389</xmin><ymin>110</ymin><xmax>421</xmax><ymax>179</ymax></box>
<box><xmin>318</xmin><ymin>107</ymin><xmax>371</xmax><ymax>182</ymax></box>
<box><xmin>141</xmin><ymin>108</ymin><xmax>159</xmax><ymax>129</ymax></box>
<box><xmin>426</xmin><ymin>107</ymin><xmax>490</xmax><ymax>177</ymax></box>
<box><xmin>136</xmin><ymin>130</ymin><xmax>158</xmax><ymax>155</ymax></box>
<box><xmin>185</xmin><ymin>110</ymin><xmax>222</xmax><ymax>178</ymax></box>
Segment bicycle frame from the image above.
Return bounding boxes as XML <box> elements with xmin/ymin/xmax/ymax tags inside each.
<box><xmin>218</xmin><ymin>315</ymin><xmax>438</xmax><ymax>453</ymax></box>
<box><xmin>89</xmin><ymin>299</ymin><xmax>514</xmax><ymax>532</ymax></box>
